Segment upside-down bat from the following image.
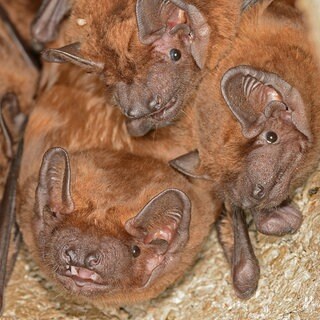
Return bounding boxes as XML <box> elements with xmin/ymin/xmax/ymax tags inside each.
<box><xmin>0</xmin><ymin>4</ymin><xmax>40</xmax><ymax>314</ymax></box>
<box><xmin>33</xmin><ymin>0</ymin><xmax>247</xmax><ymax>136</ymax></box>
<box><xmin>170</xmin><ymin>0</ymin><xmax>320</xmax><ymax>298</ymax></box>
<box><xmin>18</xmin><ymin>145</ymin><xmax>219</xmax><ymax>306</ymax></box>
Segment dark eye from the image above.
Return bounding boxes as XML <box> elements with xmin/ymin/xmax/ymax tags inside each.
<box><xmin>170</xmin><ymin>49</ymin><xmax>181</xmax><ymax>62</ymax></box>
<box><xmin>132</xmin><ymin>245</ymin><xmax>141</xmax><ymax>258</ymax></box>
<box><xmin>266</xmin><ymin>131</ymin><xmax>278</xmax><ymax>144</ymax></box>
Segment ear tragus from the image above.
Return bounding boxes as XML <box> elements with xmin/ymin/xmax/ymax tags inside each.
<box><xmin>125</xmin><ymin>188</ymin><xmax>191</xmax><ymax>254</ymax></box>
<box><xmin>36</xmin><ymin>147</ymin><xmax>74</xmax><ymax>218</ymax></box>
<box><xmin>42</xmin><ymin>42</ymin><xmax>105</xmax><ymax>73</ymax></box>
<box><xmin>136</xmin><ymin>0</ymin><xmax>210</xmax><ymax>68</ymax></box>
<box><xmin>221</xmin><ymin>65</ymin><xmax>312</xmax><ymax>141</ymax></box>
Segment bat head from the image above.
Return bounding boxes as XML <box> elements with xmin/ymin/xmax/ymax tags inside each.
<box><xmin>220</xmin><ymin>66</ymin><xmax>311</xmax><ymax>209</ymax></box>
<box><xmin>114</xmin><ymin>0</ymin><xmax>210</xmax><ymax>136</ymax></box>
<box><xmin>29</xmin><ymin>147</ymin><xmax>198</xmax><ymax>303</ymax></box>
<box><xmin>170</xmin><ymin>66</ymin><xmax>311</xmax><ymax>213</ymax></box>
<box><xmin>39</xmin><ymin>0</ymin><xmax>242</xmax><ymax>136</ymax></box>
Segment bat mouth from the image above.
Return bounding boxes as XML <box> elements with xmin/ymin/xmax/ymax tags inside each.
<box><xmin>65</xmin><ymin>265</ymin><xmax>104</xmax><ymax>286</ymax></box>
<box><xmin>149</xmin><ymin>96</ymin><xmax>180</xmax><ymax>122</ymax></box>
<box><xmin>56</xmin><ymin>265</ymin><xmax>107</xmax><ymax>294</ymax></box>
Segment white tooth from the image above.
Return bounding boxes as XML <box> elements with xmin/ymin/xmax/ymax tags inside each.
<box><xmin>90</xmin><ymin>273</ymin><xmax>98</xmax><ymax>281</ymax></box>
<box><xmin>71</xmin><ymin>266</ymin><xmax>78</xmax><ymax>276</ymax></box>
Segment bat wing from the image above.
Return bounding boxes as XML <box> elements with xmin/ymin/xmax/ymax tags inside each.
<box><xmin>0</xmin><ymin>138</ymin><xmax>24</xmax><ymax>315</ymax></box>
<box><xmin>31</xmin><ymin>0</ymin><xmax>71</xmax><ymax>45</ymax></box>
<box><xmin>0</xmin><ymin>4</ymin><xmax>40</xmax><ymax>70</ymax></box>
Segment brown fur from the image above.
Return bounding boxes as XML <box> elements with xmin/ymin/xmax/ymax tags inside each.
<box><xmin>21</xmin><ymin>63</ymin><xmax>197</xmax><ymax>182</ymax></box>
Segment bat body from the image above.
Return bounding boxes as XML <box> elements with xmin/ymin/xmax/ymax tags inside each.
<box><xmin>36</xmin><ymin>0</ymin><xmax>245</xmax><ymax>136</ymax></box>
<box><xmin>170</xmin><ymin>0</ymin><xmax>320</xmax><ymax>298</ymax></box>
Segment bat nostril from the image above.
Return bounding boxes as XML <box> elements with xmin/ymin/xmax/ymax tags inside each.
<box><xmin>85</xmin><ymin>252</ymin><xmax>101</xmax><ymax>269</ymax></box>
<box><xmin>65</xmin><ymin>248</ymin><xmax>77</xmax><ymax>264</ymax></box>
<box><xmin>149</xmin><ymin>94</ymin><xmax>162</xmax><ymax>111</ymax></box>
<box><xmin>253</xmin><ymin>184</ymin><xmax>265</xmax><ymax>200</ymax></box>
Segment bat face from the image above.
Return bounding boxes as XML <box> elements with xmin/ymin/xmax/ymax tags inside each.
<box><xmin>112</xmin><ymin>0</ymin><xmax>211</xmax><ymax>136</ymax></box>
<box><xmin>37</xmin><ymin>0</ymin><xmax>213</xmax><ymax>136</ymax></box>
<box><xmin>228</xmin><ymin>119</ymin><xmax>307</xmax><ymax>210</ymax></box>
<box><xmin>220</xmin><ymin>66</ymin><xmax>311</xmax><ymax>211</ymax></box>
<box><xmin>19</xmin><ymin>148</ymin><xmax>206</xmax><ymax>303</ymax></box>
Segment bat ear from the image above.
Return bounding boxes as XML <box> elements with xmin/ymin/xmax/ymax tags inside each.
<box><xmin>221</xmin><ymin>65</ymin><xmax>312</xmax><ymax>141</ymax></box>
<box><xmin>36</xmin><ymin>147</ymin><xmax>74</xmax><ymax>220</ymax></box>
<box><xmin>136</xmin><ymin>0</ymin><xmax>210</xmax><ymax>68</ymax></box>
<box><xmin>125</xmin><ymin>188</ymin><xmax>191</xmax><ymax>255</ymax></box>
<box><xmin>169</xmin><ymin>150</ymin><xmax>211</xmax><ymax>180</ymax></box>
<box><xmin>41</xmin><ymin>42</ymin><xmax>105</xmax><ymax>73</ymax></box>
<box><xmin>31</xmin><ymin>0</ymin><xmax>72</xmax><ymax>44</ymax></box>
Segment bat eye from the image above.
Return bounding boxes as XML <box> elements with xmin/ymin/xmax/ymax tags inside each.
<box><xmin>170</xmin><ymin>48</ymin><xmax>181</xmax><ymax>62</ymax></box>
<box><xmin>266</xmin><ymin>131</ymin><xmax>278</xmax><ymax>144</ymax></box>
<box><xmin>132</xmin><ymin>245</ymin><xmax>141</xmax><ymax>258</ymax></box>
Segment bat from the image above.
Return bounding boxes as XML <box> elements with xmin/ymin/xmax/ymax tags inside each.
<box><xmin>18</xmin><ymin>146</ymin><xmax>219</xmax><ymax>306</ymax></box>
<box><xmin>169</xmin><ymin>0</ymin><xmax>320</xmax><ymax>297</ymax></box>
<box><xmin>34</xmin><ymin>0</ymin><xmax>247</xmax><ymax>136</ymax></box>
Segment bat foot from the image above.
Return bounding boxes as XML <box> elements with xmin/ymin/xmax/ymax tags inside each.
<box><xmin>232</xmin><ymin>257</ymin><xmax>260</xmax><ymax>299</ymax></box>
<box><xmin>253</xmin><ymin>203</ymin><xmax>302</xmax><ymax>236</ymax></box>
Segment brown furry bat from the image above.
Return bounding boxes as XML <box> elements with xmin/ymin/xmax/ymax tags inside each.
<box><xmin>34</xmin><ymin>0</ymin><xmax>245</xmax><ymax>136</ymax></box>
<box><xmin>170</xmin><ymin>0</ymin><xmax>320</xmax><ymax>298</ymax></box>
<box><xmin>18</xmin><ymin>145</ymin><xmax>218</xmax><ymax>306</ymax></box>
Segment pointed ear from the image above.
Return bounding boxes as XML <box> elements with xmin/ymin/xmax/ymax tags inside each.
<box><xmin>169</xmin><ymin>150</ymin><xmax>211</xmax><ymax>180</ymax></box>
<box><xmin>41</xmin><ymin>42</ymin><xmax>105</xmax><ymax>73</ymax></box>
<box><xmin>136</xmin><ymin>0</ymin><xmax>210</xmax><ymax>68</ymax></box>
<box><xmin>221</xmin><ymin>65</ymin><xmax>312</xmax><ymax>141</ymax></box>
<box><xmin>31</xmin><ymin>0</ymin><xmax>72</xmax><ymax>44</ymax></box>
<box><xmin>125</xmin><ymin>188</ymin><xmax>191</xmax><ymax>254</ymax></box>
<box><xmin>36</xmin><ymin>147</ymin><xmax>74</xmax><ymax>218</ymax></box>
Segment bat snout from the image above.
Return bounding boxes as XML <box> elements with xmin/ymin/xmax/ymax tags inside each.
<box><xmin>62</xmin><ymin>247</ymin><xmax>102</xmax><ymax>270</ymax></box>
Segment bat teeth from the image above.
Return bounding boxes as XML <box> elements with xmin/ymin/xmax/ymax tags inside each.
<box><xmin>70</xmin><ymin>266</ymin><xmax>79</xmax><ymax>276</ymax></box>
